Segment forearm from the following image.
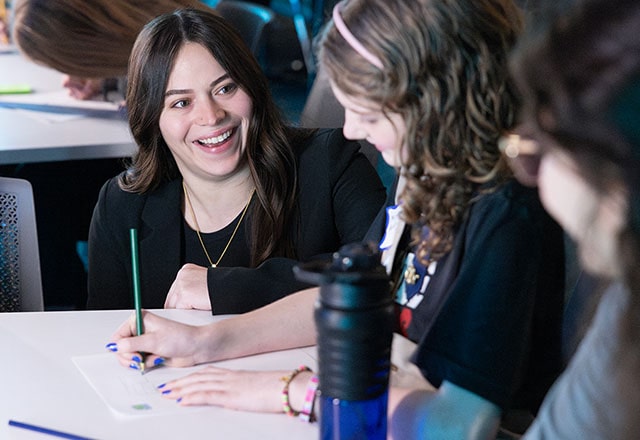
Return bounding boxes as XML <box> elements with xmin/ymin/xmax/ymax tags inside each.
<box><xmin>389</xmin><ymin>382</ymin><xmax>500</xmax><ymax>440</ymax></box>
<box><xmin>196</xmin><ymin>287</ymin><xmax>319</xmax><ymax>363</ymax></box>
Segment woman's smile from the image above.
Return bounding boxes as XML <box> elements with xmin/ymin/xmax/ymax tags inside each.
<box><xmin>195</xmin><ymin>128</ymin><xmax>234</xmax><ymax>147</ymax></box>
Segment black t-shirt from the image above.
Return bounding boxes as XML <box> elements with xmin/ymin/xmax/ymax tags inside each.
<box><xmin>367</xmin><ymin>178</ymin><xmax>565</xmax><ymax>414</ymax></box>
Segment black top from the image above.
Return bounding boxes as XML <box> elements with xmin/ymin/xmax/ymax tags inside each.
<box><xmin>365</xmin><ymin>177</ymin><xmax>565</xmax><ymax>414</ymax></box>
<box><xmin>87</xmin><ymin>128</ymin><xmax>386</xmax><ymax>313</ymax></box>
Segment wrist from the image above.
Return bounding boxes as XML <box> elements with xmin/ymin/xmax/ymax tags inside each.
<box><xmin>280</xmin><ymin>366</ymin><xmax>319</xmax><ymax>423</ymax></box>
<box><xmin>289</xmin><ymin>370</ymin><xmax>314</xmax><ymax>412</ymax></box>
<box><xmin>195</xmin><ymin>322</ymin><xmax>224</xmax><ymax>364</ymax></box>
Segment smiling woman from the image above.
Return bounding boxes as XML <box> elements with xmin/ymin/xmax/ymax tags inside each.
<box><xmin>86</xmin><ymin>8</ymin><xmax>386</xmax><ymax>313</ymax></box>
<box><xmin>159</xmin><ymin>43</ymin><xmax>254</xmax><ymax>193</ymax></box>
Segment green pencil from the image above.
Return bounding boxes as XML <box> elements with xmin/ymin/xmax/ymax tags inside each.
<box><xmin>129</xmin><ymin>228</ymin><xmax>146</xmax><ymax>374</ymax></box>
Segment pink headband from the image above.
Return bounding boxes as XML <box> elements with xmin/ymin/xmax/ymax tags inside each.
<box><xmin>332</xmin><ymin>2</ymin><xmax>383</xmax><ymax>70</ymax></box>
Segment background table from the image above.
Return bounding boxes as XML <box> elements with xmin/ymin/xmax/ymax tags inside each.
<box><xmin>0</xmin><ymin>50</ymin><xmax>136</xmax><ymax>165</ymax></box>
<box><xmin>0</xmin><ymin>309</ymin><xmax>319</xmax><ymax>439</ymax></box>
<box><xmin>0</xmin><ymin>49</ymin><xmax>137</xmax><ymax>310</ymax></box>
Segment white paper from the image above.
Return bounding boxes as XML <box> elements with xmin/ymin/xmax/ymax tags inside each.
<box><xmin>73</xmin><ymin>348</ymin><xmax>317</xmax><ymax>418</ymax></box>
<box><xmin>73</xmin><ymin>353</ymin><xmax>207</xmax><ymax>418</ymax></box>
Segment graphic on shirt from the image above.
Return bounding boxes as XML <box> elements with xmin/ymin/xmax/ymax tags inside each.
<box><xmin>394</xmin><ymin>253</ymin><xmax>437</xmax><ymax>336</ymax></box>
<box><xmin>395</xmin><ymin>252</ymin><xmax>436</xmax><ymax>307</ymax></box>
<box><xmin>379</xmin><ymin>204</ymin><xmax>438</xmax><ymax>336</ymax></box>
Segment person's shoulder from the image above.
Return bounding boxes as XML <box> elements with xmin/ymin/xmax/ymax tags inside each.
<box><xmin>99</xmin><ymin>172</ymin><xmax>126</xmax><ymax>198</ymax></box>
<box><xmin>100</xmin><ymin>172</ymin><xmax>178</xmax><ymax>207</ymax></box>
<box><xmin>297</xmin><ymin>127</ymin><xmax>362</xmax><ymax>162</ymax></box>
<box><xmin>464</xmin><ymin>179</ymin><xmax>560</xmax><ymax>239</ymax></box>
<box><xmin>100</xmin><ymin>172</ymin><xmax>136</xmax><ymax>201</ymax></box>
<box><xmin>291</xmin><ymin>127</ymin><xmax>353</xmax><ymax>150</ymax></box>
<box><xmin>474</xmin><ymin>179</ymin><xmax>543</xmax><ymax>215</ymax></box>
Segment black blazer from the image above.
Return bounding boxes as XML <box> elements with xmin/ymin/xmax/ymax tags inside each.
<box><xmin>87</xmin><ymin>128</ymin><xmax>386</xmax><ymax>313</ymax></box>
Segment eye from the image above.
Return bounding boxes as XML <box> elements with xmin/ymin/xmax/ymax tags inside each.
<box><xmin>360</xmin><ymin>115</ymin><xmax>380</xmax><ymax>125</ymax></box>
<box><xmin>169</xmin><ymin>98</ymin><xmax>190</xmax><ymax>109</ymax></box>
<box><xmin>216</xmin><ymin>82</ymin><xmax>238</xmax><ymax>96</ymax></box>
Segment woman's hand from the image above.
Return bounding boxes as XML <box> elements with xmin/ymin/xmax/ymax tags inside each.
<box><xmin>159</xmin><ymin>367</ymin><xmax>313</xmax><ymax>414</ymax></box>
<box><xmin>107</xmin><ymin>311</ymin><xmax>207</xmax><ymax>368</ymax></box>
<box><xmin>164</xmin><ymin>263</ymin><xmax>212</xmax><ymax>310</ymax></box>
<box><xmin>0</xmin><ymin>20</ymin><xmax>9</xmax><ymax>45</ymax></box>
<box><xmin>61</xmin><ymin>75</ymin><xmax>103</xmax><ymax>100</ymax></box>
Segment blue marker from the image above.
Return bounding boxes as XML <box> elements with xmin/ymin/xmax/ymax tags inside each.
<box><xmin>8</xmin><ymin>420</ymin><xmax>96</xmax><ymax>440</ymax></box>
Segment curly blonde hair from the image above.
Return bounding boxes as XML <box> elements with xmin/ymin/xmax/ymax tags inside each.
<box><xmin>320</xmin><ymin>0</ymin><xmax>522</xmax><ymax>264</ymax></box>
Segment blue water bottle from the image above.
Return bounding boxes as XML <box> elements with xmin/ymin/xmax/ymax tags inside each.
<box><xmin>294</xmin><ymin>242</ymin><xmax>393</xmax><ymax>440</ymax></box>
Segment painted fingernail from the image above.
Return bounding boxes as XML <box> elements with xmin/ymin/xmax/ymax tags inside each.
<box><xmin>154</xmin><ymin>357</ymin><xmax>165</xmax><ymax>366</ymax></box>
<box><xmin>176</xmin><ymin>398</ymin><xmax>182</xmax><ymax>403</ymax></box>
<box><xmin>129</xmin><ymin>363</ymin><xmax>140</xmax><ymax>370</ymax></box>
<box><xmin>105</xmin><ymin>343</ymin><xmax>118</xmax><ymax>352</ymax></box>
<box><xmin>132</xmin><ymin>355</ymin><xmax>142</xmax><ymax>363</ymax></box>
<box><xmin>157</xmin><ymin>383</ymin><xmax>166</xmax><ymax>389</ymax></box>
<box><xmin>162</xmin><ymin>389</ymin><xmax>172</xmax><ymax>395</ymax></box>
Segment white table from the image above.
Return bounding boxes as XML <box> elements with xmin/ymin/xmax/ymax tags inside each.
<box><xmin>0</xmin><ymin>309</ymin><xmax>319</xmax><ymax>439</ymax></box>
<box><xmin>0</xmin><ymin>50</ymin><xmax>136</xmax><ymax>164</ymax></box>
<box><xmin>0</xmin><ymin>307</ymin><xmax>426</xmax><ymax>439</ymax></box>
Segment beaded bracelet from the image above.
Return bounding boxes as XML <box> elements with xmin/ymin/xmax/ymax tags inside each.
<box><xmin>299</xmin><ymin>374</ymin><xmax>319</xmax><ymax>423</ymax></box>
<box><xmin>280</xmin><ymin>365</ymin><xmax>311</xmax><ymax>417</ymax></box>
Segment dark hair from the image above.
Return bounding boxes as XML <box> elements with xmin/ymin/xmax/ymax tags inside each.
<box><xmin>125</xmin><ymin>8</ymin><xmax>310</xmax><ymax>264</ymax></box>
<box><xmin>512</xmin><ymin>0</ymin><xmax>640</xmax><ymax>428</ymax></box>
<box><xmin>319</xmin><ymin>0</ymin><xmax>522</xmax><ymax>263</ymax></box>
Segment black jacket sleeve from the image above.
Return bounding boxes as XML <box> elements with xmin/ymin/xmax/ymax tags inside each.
<box><xmin>87</xmin><ymin>177</ymin><xmax>183</xmax><ymax>310</ymax></box>
<box><xmin>87</xmin><ymin>177</ymin><xmax>138</xmax><ymax>309</ymax></box>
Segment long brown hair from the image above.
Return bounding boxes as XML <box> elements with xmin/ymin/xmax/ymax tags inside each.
<box><xmin>320</xmin><ymin>0</ymin><xmax>522</xmax><ymax>263</ymax></box>
<box><xmin>125</xmin><ymin>8</ymin><xmax>311</xmax><ymax>265</ymax></box>
<box><xmin>12</xmin><ymin>0</ymin><xmax>211</xmax><ymax>77</ymax></box>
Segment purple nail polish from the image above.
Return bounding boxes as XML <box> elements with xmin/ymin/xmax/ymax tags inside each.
<box><xmin>162</xmin><ymin>389</ymin><xmax>172</xmax><ymax>395</ymax></box>
<box><xmin>132</xmin><ymin>355</ymin><xmax>141</xmax><ymax>363</ymax></box>
<box><xmin>157</xmin><ymin>383</ymin><xmax>166</xmax><ymax>389</ymax></box>
<box><xmin>154</xmin><ymin>357</ymin><xmax>165</xmax><ymax>366</ymax></box>
<box><xmin>176</xmin><ymin>398</ymin><xmax>182</xmax><ymax>403</ymax></box>
<box><xmin>129</xmin><ymin>363</ymin><xmax>140</xmax><ymax>370</ymax></box>
<box><xmin>105</xmin><ymin>343</ymin><xmax>118</xmax><ymax>352</ymax></box>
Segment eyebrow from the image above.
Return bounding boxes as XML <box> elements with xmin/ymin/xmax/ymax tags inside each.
<box><xmin>164</xmin><ymin>74</ymin><xmax>231</xmax><ymax>97</ymax></box>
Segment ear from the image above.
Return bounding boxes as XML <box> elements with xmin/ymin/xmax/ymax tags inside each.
<box><xmin>599</xmin><ymin>183</ymin><xmax>629</xmax><ymax>237</ymax></box>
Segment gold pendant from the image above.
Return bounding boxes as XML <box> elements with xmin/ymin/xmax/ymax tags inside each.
<box><xmin>404</xmin><ymin>262</ymin><xmax>419</xmax><ymax>285</ymax></box>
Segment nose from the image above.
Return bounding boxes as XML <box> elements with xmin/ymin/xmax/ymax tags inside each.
<box><xmin>195</xmin><ymin>98</ymin><xmax>225</xmax><ymax>125</ymax></box>
<box><xmin>342</xmin><ymin>109</ymin><xmax>366</xmax><ymax>140</ymax></box>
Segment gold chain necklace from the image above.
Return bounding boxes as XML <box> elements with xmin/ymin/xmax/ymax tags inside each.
<box><xmin>182</xmin><ymin>181</ymin><xmax>254</xmax><ymax>268</ymax></box>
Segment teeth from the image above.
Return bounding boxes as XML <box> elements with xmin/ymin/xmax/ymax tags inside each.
<box><xmin>198</xmin><ymin>129</ymin><xmax>232</xmax><ymax>145</ymax></box>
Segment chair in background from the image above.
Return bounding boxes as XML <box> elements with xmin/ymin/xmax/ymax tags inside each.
<box><xmin>270</xmin><ymin>0</ymin><xmax>340</xmax><ymax>76</ymax></box>
<box><xmin>0</xmin><ymin>177</ymin><xmax>44</xmax><ymax>311</ymax></box>
<box><xmin>216</xmin><ymin>0</ymin><xmax>310</xmax><ymax>85</ymax></box>
<box><xmin>215</xmin><ymin>0</ymin><xmax>277</xmax><ymax>67</ymax></box>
